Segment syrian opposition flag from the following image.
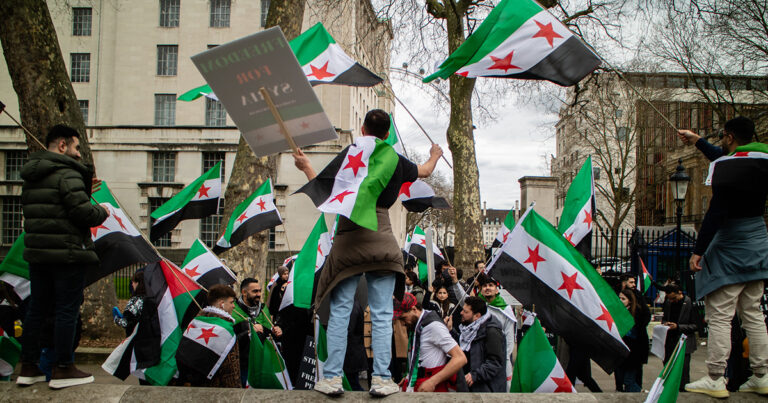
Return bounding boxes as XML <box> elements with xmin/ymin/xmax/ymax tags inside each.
<box><xmin>645</xmin><ymin>335</ymin><xmax>688</xmax><ymax>403</ymax></box>
<box><xmin>296</xmin><ymin>136</ymin><xmax>399</xmax><ymax>231</ymax></box>
<box><xmin>176</xmin><ymin>314</ymin><xmax>237</xmax><ymax>380</ymax></box>
<box><xmin>90</xmin><ymin>182</ymin><xmax>161</xmax><ymax>285</ymax></box>
<box><xmin>704</xmin><ymin>143</ymin><xmax>768</xmax><ymax>186</ymax></box>
<box><xmin>557</xmin><ymin>156</ymin><xmax>594</xmax><ymax>259</ymax></box>
<box><xmin>181</xmin><ymin>239</ymin><xmax>236</xmax><ymax>288</ymax></box>
<box><xmin>511</xmin><ymin>318</ymin><xmax>575</xmax><ymax>393</ymax></box>
<box><xmin>407</xmin><ymin>225</ymin><xmax>446</xmax><ymax>266</ymax></box>
<box><xmin>398</xmin><ymin>180</ymin><xmax>451</xmax><ymax>213</ymax></box>
<box><xmin>0</xmin><ymin>233</ymin><xmax>30</xmax><ymax>301</ymax></box>
<box><xmin>423</xmin><ymin>0</ymin><xmax>600</xmax><ymax>86</ymax></box>
<box><xmin>487</xmin><ymin>207</ymin><xmax>633</xmax><ymax>373</ymax></box>
<box><xmin>492</xmin><ymin>209</ymin><xmax>516</xmax><ymax>248</ymax></box>
<box><xmin>385</xmin><ymin>113</ymin><xmax>405</xmax><ymax>154</ymax></box>
<box><xmin>150</xmin><ymin>162</ymin><xmax>222</xmax><ymax>243</ymax></box>
<box><xmin>280</xmin><ymin>215</ymin><xmax>332</xmax><ymax>310</ymax></box>
<box><xmin>246</xmin><ymin>335</ymin><xmax>293</xmax><ymax>390</ymax></box>
<box><xmin>0</xmin><ymin>326</ymin><xmax>21</xmax><ymax>377</ymax></box>
<box><xmin>639</xmin><ymin>258</ymin><xmax>652</xmax><ymax>295</ymax></box>
<box><xmin>214</xmin><ymin>178</ymin><xmax>282</xmax><ymax>253</ymax></box>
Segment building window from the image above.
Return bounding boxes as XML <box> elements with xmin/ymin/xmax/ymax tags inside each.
<box><xmin>72</xmin><ymin>7</ymin><xmax>92</xmax><ymax>36</ymax></box>
<box><xmin>154</xmin><ymin>94</ymin><xmax>176</xmax><ymax>126</ymax></box>
<box><xmin>70</xmin><ymin>53</ymin><xmax>90</xmax><ymax>82</ymax></box>
<box><xmin>617</xmin><ymin>127</ymin><xmax>629</xmax><ymax>141</ymax></box>
<box><xmin>268</xmin><ymin>227</ymin><xmax>276</xmax><ymax>250</ymax></box>
<box><xmin>2</xmin><ymin>196</ymin><xmax>23</xmax><ymax>245</ymax></box>
<box><xmin>260</xmin><ymin>0</ymin><xmax>270</xmax><ymax>27</ymax></box>
<box><xmin>5</xmin><ymin>151</ymin><xmax>27</xmax><ymax>181</ymax></box>
<box><xmin>157</xmin><ymin>45</ymin><xmax>178</xmax><ymax>76</ymax></box>
<box><xmin>152</xmin><ymin>151</ymin><xmax>176</xmax><ymax>182</ymax></box>
<box><xmin>159</xmin><ymin>0</ymin><xmax>180</xmax><ymax>27</ymax></box>
<box><xmin>205</xmin><ymin>98</ymin><xmax>226</xmax><ymax>127</ymax></box>
<box><xmin>200</xmin><ymin>201</ymin><xmax>224</xmax><ymax>248</ymax></box>
<box><xmin>149</xmin><ymin>197</ymin><xmax>172</xmax><ymax>247</ymax></box>
<box><xmin>592</xmin><ymin>167</ymin><xmax>601</xmax><ymax>180</ymax></box>
<box><xmin>210</xmin><ymin>0</ymin><xmax>231</xmax><ymax>27</ymax></box>
<box><xmin>202</xmin><ymin>151</ymin><xmax>225</xmax><ymax>176</ymax></box>
<box><xmin>79</xmin><ymin>100</ymin><xmax>89</xmax><ymax>124</ymax></box>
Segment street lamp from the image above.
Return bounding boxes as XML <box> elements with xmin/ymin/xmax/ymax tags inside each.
<box><xmin>669</xmin><ymin>158</ymin><xmax>690</xmax><ymax>291</ymax></box>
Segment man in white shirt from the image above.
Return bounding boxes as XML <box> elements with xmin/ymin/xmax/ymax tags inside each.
<box><xmin>394</xmin><ymin>293</ymin><xmax>466</xmax><ymax>392</ymax></box>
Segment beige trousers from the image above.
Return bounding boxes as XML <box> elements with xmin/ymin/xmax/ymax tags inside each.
<box><xmin>704</xmin><ymin>280</ymin><xmax>768</xmax><ymax>375</ymax></box>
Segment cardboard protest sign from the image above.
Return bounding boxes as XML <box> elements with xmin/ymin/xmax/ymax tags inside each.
<box><xmin>191</xmin><ymin>27</ymin><xmax>338</xmax><ymax>157</ymax></box>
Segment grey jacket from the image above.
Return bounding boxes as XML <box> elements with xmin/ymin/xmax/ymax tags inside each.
<box><xmin>453</xmin><ymin>315</ymin><xmax>507</xmax><ymax>393</ymax></box>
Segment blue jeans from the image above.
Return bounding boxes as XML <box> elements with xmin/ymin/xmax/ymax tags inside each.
<box><xmin>323</xmin><ymin>272</ymin><xmax>395</xmax><ymax>379</ymax></box>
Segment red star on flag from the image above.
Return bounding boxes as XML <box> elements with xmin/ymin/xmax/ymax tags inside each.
<box><xmin>90</xmin><ymin>224</ymin><xmax>109</xmax><ymax>238</ymax></box>
<box><xmin>399</xmin><ymin>182</ymin><xmax>413</xmax><ymax>198</ymax></box>
<box><xmin>308</xmin><ymin>61</ymin><xmax>335</xmax><ymax>80</ymax></box>
<box><xmin>551</xmin><ymin>375</ymin><xmax>573</xmax><ymax>393</ymax></box>
<box><xmin>523</xmin><ymin>244</ymin><xmax>546</xmax><ymax>272</ymax></box>
<box><xmin>734</xmin><ymin>151</ymin><xmax>750</xmax><ymax>157</ymax></box>
<box><xmin>197</xmin><ymin>183</ymin><xmax>211</xmax><ymax>198</ymax></box>
<box><xmin>300</xmin><ymin>121</ymin><xmax>310</xmax><ymax>129</ymax></box>
<box><xmin>236</xmin><ymin>212</ymin><xmax>248</xmax><ymax>224</ymax></box>
<box><xmin>558</xmin><ymin>272</ymin><xmax>584</xmax><ymax>299</ymax></box>
<box><xmin>343</xmin><ymin>151</ymin><xmax>366</xmax><ymax>176</ymax></box>
<box><xmin>583</xmin><ymin>209</ymin><xmax>592</xmax><ymax>228</ymax></box>
<box><xmin>488</xmin><ymin>50</ymin><xmax>520</xmax><ymax>73</ymax></box>
<box><xmin>317</xmin><ymin>244</ymin><xmax>323</xmax><ymax>255</ymax></box>
<box><xmin>196</xmin><ymin>326</ymin><xmax>219</xmax><ymax>344</ymax></box>
<box><xmin>595</xmin><ymin>305</ymin><xmax>614</xmax><ymax>331</ymax></box>
<box><xmin>113</xmin><ymin>214</ymin><xmax>128</xmax><ymax>231</ymax></box>
<box><xmin>532</xmin><ymin>20</ymin><xmax>563</xmax><ymax>47</ymax></box>
<box><xmin>256</xmin><ymin>198</ymin><xmax>267</xmax><ymax>211</ymax></box>
<box><xmin>564</xmin><ymin>232</ymin><xmax>575</xmax><ymax>245</ymax></box>
<box><xmin>330</xmin><ymin>190</ymin><xmax>354</xmax><ymax>204</ymax></box>
<box><xmin>419</xmin><ymin>238</ymin><xmax>426</xmax><ymax>246</ymax></box>
<box><xmin>185</xmin><ymin>265</ymin><xmax>201</xmax><ymax>277</ymax></box>
<box><xmin>457</xmin><ymin>71</ymin><xmax>469</xmax><ymax>77</ymax></box>
<box><xmin>502</xmin><ymin>231</ymin><xmax>510</xmax><ymax>243</ymax></box>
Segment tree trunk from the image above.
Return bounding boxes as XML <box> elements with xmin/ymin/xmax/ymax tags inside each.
<box><xmin>444</xmin><ymin>10</ymin><xmax>484</xmax><ymax>274</ymax></box>
<box><xmin>0</xmin><ymin>0</ymin><xmax>121</xmax><ymax>339</ymax></box>
<box><xmin>219</xmin><ymin>0</ymin><xmax>306</xmax><ymax>283</ymax></box>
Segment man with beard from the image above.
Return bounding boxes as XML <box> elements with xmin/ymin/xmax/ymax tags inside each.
<box><xmin>476</xmin><ymin>274</ymin><xmax>516</xmax><ymax>390</ymax></box>
<box><xmin>394</xmin><ymin>293</ymin><xmax>466</xmax><ymax>392</ymax></box>
<box><xmin>233</xmin><ymin>278</ymin><xmax>282</xmax><ymax>386</ymax></box>
<box><xmin>451</xmin><ymin>296</ymin><xmax>506</xmax><ymax>392</ymax></box>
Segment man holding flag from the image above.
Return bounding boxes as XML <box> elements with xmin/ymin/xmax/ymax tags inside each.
<box><xmin>292</xmin><ymin>109</ymin><xmax>442</xmax><ymax>396</ymax></box>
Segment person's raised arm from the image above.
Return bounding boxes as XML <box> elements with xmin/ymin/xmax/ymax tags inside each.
<box><xmin>678</xmin><ymin>130</ymin><xmax>725</xmax><ymax>161</ymax></box>
<box><xmin>417</xmin><ymin>144</ymin><xmax>443</xmax><ymax>178</ymax></box>
<box><xmin>292</xmin><ymin>149</ymin><xmax>317</xmax><ymax>181</ymax></box>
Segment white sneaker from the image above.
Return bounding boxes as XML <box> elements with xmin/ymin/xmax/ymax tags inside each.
<box><xmin>314</xmin><ymin>376</ymin><xmax>344</xmax><ymax>396</ymax></box>
<box><xmin>739</xmin><ymin>374</ymin><xmax>768</xmax><ymax>395</ymax></box>
<box><xmin>685</xmin><ymin>375</ymin><xmax>729</xmax><ymax>398</ymax></box>
<box><xmin>369</xmin><ymin>375</ymin><xmax>399</xmax><ymax>397</ymax></box>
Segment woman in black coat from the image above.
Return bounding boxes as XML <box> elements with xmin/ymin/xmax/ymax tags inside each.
<box><xmin>615</xmin><ymin>288</ymin><xmax>648</xmax><ymax>392</ymax></box>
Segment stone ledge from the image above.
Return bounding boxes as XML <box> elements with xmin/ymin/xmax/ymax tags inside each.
<box><xmin>0</xmin><ymin>383</ymin><xmax>764</xmax><ymax>402</ymax></box>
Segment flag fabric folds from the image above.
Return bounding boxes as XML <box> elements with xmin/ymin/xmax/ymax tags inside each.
<box><xmin>492</xmin><ymin>209</ymin><xmax>516</xmax><ymax>248</ymax></box>
<box><xmin>150</xmin><ymin>162</ymin><xmax>222</xmax><ymax>242</ymax></box>
<box><xmin>176</xmin><ymin>315</ymin><xmax>237</xmax><ymax>380</ymax></box>
<box><xmin>246</xmin><ymin>333</ymin><xmax>293</xmax><ymax>390</ymax></box>
<box><xmin>406</xmin><ymin>225</ymin><xmax>445</xmax><ymax>267</ymax></box>
<box><xmin>280</xmin><ymin>215</ymin><xmax>332</xmax><ymax>310</ymax></box>
<box><xmin>89</xmin><ymin>182</ymin><xmax>160</xmax><ymax>285</ymax></box>
<box><xmin>557</xmin><ymin>156</ymin><xmax>594</xmax><ymax>259</ymax></box>
<box><xmin>0</xmin><ymin>233</ymin><xmax>30</xmax><ymax>301</ymax></box>
<box><xmin>385</xmin><ymin>113</ymin><xmax>405</xmax><ymax>154</ymax></box>
<box><xmin>295</xmin><ymin>136</ymin><xmax>399</xmax><ymax>231</ymax></box>
<box><xmin>639</xmin><ymin>258</ymin><xmax>652</xmax><ymax>295</ymax></box>
<box><xmin>511</xmin><ymin>318</ymin><xmax>575</xmax><ymax>393</ymax></box>
<box><xmin>645</xmin><ymin>335</ymin><xmax>688</xmax><ymax>403</ymax></box>
<box><xmin>398</xmin><ymin>180</ymin><xmax>450</xmax><ymax>213</ymax></box>
<box><xmin>423</xmin><ymin>0</ymin><xmax>600</xmax><ymax>86</ymax></box>
<box><xmin>488</xmin><ymin>207</ymin><xmax>633</xmax><ymax>373</ymax></box>
<box><xmin>0</xmin><ymin>326</ymin><xmax>21</xmax><ymax>377</ymax></box>
<box><xmin>214</xmin><ymin>178</ymin><xmax>282</xmax><ymax>253</ymax></box>
<box><xmin>181</xmin><ymin>239</ymin><xmax>236</xmax><ymax>288</ymax></box>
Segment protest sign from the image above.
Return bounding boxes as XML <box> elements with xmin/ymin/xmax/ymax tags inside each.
<box><xmin>191</xmin><ymin>27</ymin><xmax>337</xmax><ymax>157</ymax></box>
<box><xmin>295</xmin><ymin>335</ymin><xmax>317</xmax><ymax>390</ymax></box>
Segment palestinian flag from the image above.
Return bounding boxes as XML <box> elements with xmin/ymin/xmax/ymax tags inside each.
<box><xmin>639</xmin><ymin>258</ymin><xmax>652</xmax><ymax>295</ymax></box>
<box><xmin>646</xmin><ymin>335</ymin><xmax>687</xmax><ymax>403</ymax></box>
<box><xmin>214</xmin><ymin>178</ymin><xmax>282</xmax><ymax>253</ymax></box>
<box><xmin>0</xmin><ymin>326</ymin><xmax>21</xmax><ymax>377</ymax></box>
<box><xmin>89</xmin><ymin>182</ymin><xmax>161</xmax><ymax>285</ymax></box>
<box><xmin>176</xmin><ymin>314</ymin><xmax>237</xmax><ymax>380</ymax></box>
<box><xmin>181</xmin><ymin>239</ymin><xmax>236</xmax><ymax>288</ymax></box>
<box><xmin>407</xmin><ymin>225</ymin><xmax>445</xmax><ymax>266</ymax></box>
<box><xmin>246</xmin><ymin>335</ymin><xmax>293</xmax><ymax>389</ymax></box>
<box><xmin>0</xmin><ymin>233</ymin><xmax>30</xmax><ymax>301</ymax></box>
<box><xmin>557</xmin><ymin>156</ymin><xmax>594</xmax><ymax>260</ymax></box>
<box><xmin>492</xmin><ymin>209</ymin><xmax>516</xmax><ymax>248</ymax></box>
<box><xmin>398</xmin><ymin>180</ymin><xmax>450</xmax><ymax>213</ymax></box>
<box><xmin>280</xmin><ymin>215</ymin><xmax>331</xmax><ymax>310</ymax></box>
<box><xmin>423</xmin><ymin>0</ymin><xmax>600</xmax><ymax>86</ymax></box>
<box><xmin>487</xmin><ymin>207</ymin><xmax>633</xmax><ymax>373</ymax></box>
<box><xmin>296</xmin><ymin>136</ymin><xmax>399</xmax><ymax>231</ymax></box>
<box><xmin>150</xmin><ymin>162</ymin><xmax>222</xmax><ymax>243</ymax></box>
<box><xmin>510</xmin><ymin>318</ymin><xmax>575</xmax><ymax>393</ymax></box>
<box><xmin>314</xmin><ymin>318</ymin><xmax>353</xmax><ymax>390</ymax></box>
<box><xmin>385</xmin><ymin>113</ymin><xmax>405</xmax><ymax>154</ymax></box>
<box><xmin>705</xmin><ymin>142</ymin><xmax>768</xmax><ymax>186</ymax></box>
<box><xmin>101</xmin><ymin>324</ymin><xmax>140</xmax><ymax>380</ymax></box>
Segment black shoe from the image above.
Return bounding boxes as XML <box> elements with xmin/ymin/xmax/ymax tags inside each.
<box><xmin>49</xmin><ymin>364</ymin><xmax>94</xmax><ymax>389</ymax></box>
<box><xmin>16</xmin><ymin>362</ymin><xmax>46</xmax><ymax>386</ymax></box>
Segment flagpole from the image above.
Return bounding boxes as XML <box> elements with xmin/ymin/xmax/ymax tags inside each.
<box><xmin>268</xmin><ymin>335</ymin><xmax>291</xmax><ymax>389</ymax></box>
<box><xmin>0</xmin><ymin>102</ymin><xmax>47</xmax><ymax>150</ymax></box>
<box><xmin>390</xmin><ymin>117</ymin><xmax>410</xmax><ymax>159</ymax></box>
<box><xmin>165</xmin><ymin>260</ymin><xmax>205</xmax><ymax>312</ymax></box>
<box><xmin>259</xmin><ymin>88</ymin><xmax>300</xmax><ymax>154</ymax></box>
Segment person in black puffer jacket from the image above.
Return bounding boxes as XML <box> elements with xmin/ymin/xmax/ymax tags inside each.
<box><xmin>450</xmin><ymin>296</ymin><xmax>506</xmax><ymax>393</ymax></box>
<box><xmin>16</xmin><ymin>125</ymin><xmax>109</xmax><ymax>389</ymax></box>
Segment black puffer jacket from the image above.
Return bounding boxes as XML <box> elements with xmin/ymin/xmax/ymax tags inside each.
<box><xmin>21</xmin><ymin>151</ymin><xmax>108</xmax><ymax>264</ymax></box>
<box><xmin>453</xmin><ymin>315</ymin><xmax>507</xmax><ymax>393</ymax></box>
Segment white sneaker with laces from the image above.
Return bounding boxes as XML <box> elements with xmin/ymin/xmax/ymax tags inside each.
<box><xmin>685</xmin><ymin>375</ymin><xmax>729</xmax><ymax>398</ymax></box>
<box><xmin>739</xmin><ymin>374</ymin><xmax>768</xmax><ymax>395</ymax></box>
<box><xmin>314</xmin><ymin>376</ymin><xmax>344</xmax><ymax>396</ymax></box>
<box><xmin>369</xmin><ymin>375</ymin><xmax>399</xmax><ymax>397</ymax></box>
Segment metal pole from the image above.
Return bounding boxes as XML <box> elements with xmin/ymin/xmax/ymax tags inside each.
<box><xmin>676</xmin><ymin>203</ymin><xmax>683</xmax><ymax>292</ymax></box>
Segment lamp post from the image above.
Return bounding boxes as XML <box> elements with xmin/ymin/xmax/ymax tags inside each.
<box><xmin>669</xmin><ymin>158</ymin><xmax>691</xmax><ymax>291</ymax></box>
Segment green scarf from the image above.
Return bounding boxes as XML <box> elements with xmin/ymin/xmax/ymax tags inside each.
<box><xmin>481</xmin><ymin>293</ymin><xmax>507</xmax><ymax>310</ymax></box>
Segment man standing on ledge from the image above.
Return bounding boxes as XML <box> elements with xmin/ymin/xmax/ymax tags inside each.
<box><xmin>17</xmin><ymin>125</ymin><xmax>109</xmax><ymax>389</ymax></box>
<box><xmin>293</xmin><ymin>109</ymin><xmax>442</xmax><ymax>396</ymax></box>
<box><xmin>678</xmin><ymin>117</ymin><xmax>768</xmax><ymax>397</ymax></box>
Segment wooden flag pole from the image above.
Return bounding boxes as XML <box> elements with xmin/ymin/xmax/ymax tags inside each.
<box><xmin>0</xmin><ymin>102</ymin><xmax>46</xmax><ymax>150</ymax></box>
<box><xmin>259</xmin><ymin>88</ymin><xmax>300</xmax><ymax>154</ymax></box>
<box><xmin>425</xmin><ymin>227</ymin><xmax>436</xmax><ymax>289</ymax></box>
